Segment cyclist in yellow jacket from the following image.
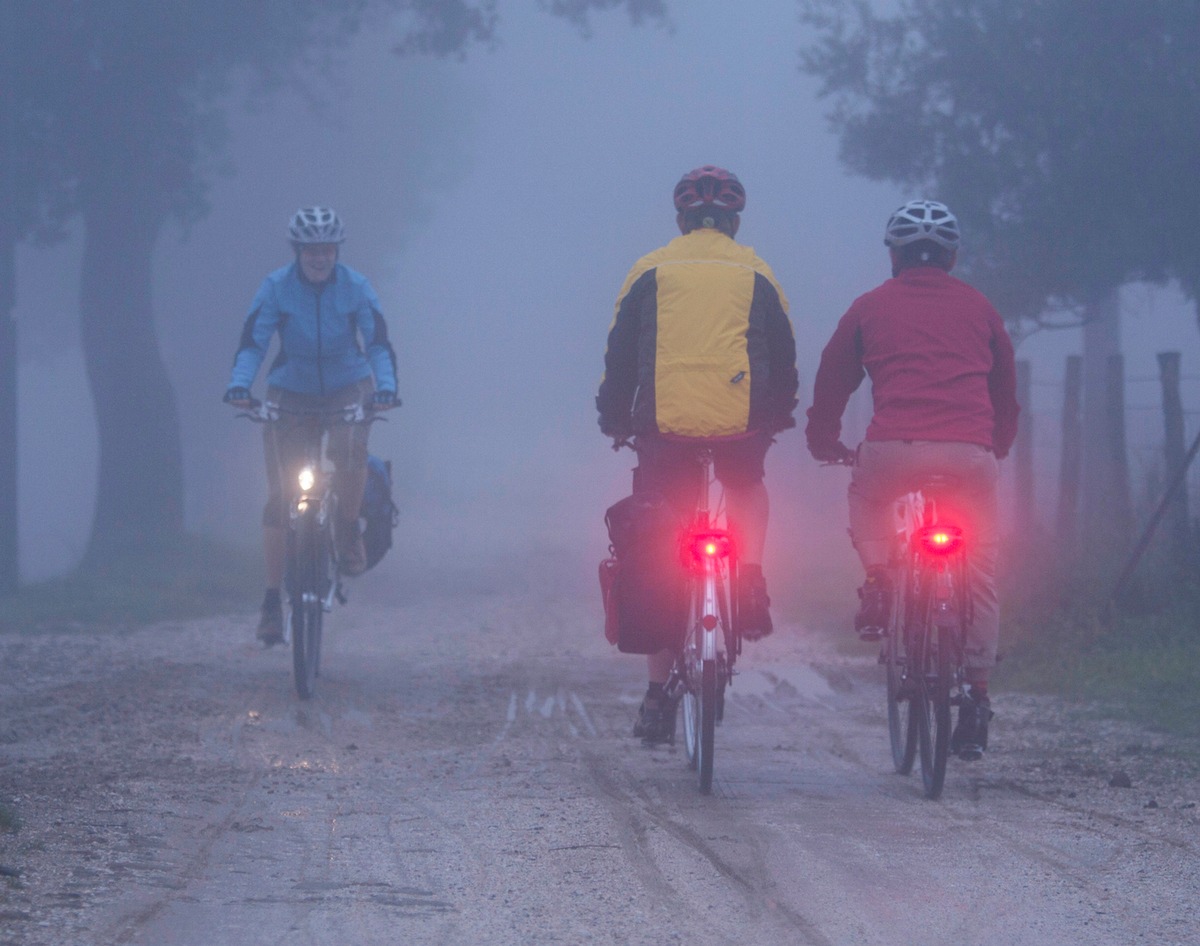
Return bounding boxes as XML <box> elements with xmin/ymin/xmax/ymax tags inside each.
<box><xmin>598</xmin><ymin>166</ymin><xmax>799</xmax><ymax>741</ymax></box>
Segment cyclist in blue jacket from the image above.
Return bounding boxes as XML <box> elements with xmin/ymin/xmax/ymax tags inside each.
<box><xmin>224</xmin><ymin>206</ymin><xmax>398</xmax><ymax>646</ymax></box>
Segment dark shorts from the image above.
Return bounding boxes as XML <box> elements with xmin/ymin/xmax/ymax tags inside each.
<box><xmin>632</xmin><ymin>432</ymin><xmax>772</xmax><ymax>512</ymax></box>
<box><xmin>261</xmin><ymin>378</ymin><xmax>374</xmax><ymax>527</ymax></box>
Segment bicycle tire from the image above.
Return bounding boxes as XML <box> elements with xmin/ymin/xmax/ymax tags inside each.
<box><xmin>885</xmin><ymin>571</ymin><xmax>918</xmax><ymax>775</ymax></box>
<box><xmin>697</xmin><ymin>658</ymin><xmax>717</xmax><ymax>794</ymax></box>
<box><xmin>291</xmin><ymin>601</ymin><xmax>321</xmax><ymax>700</ymax></box>
<box><xmin>682</xmin><ymin>650</ymin><xmax>700</xmax><ymax>770</ymax></box>
<box><xmin>289</xmin><ymin>521</ymin><xmax>327</xmax><ymax>701</ymax></box>
<box><xmin>916</xmin><ymin>618</ymin><xmax>953</xmax><ymax>800</ymax></box>
<box><xmin>715</xmin><ymin>560</ymin><xmax>733</xmax><ymax>724</ymax></box>
<box><xmin>682</xmin><ymin>568</ymin><xmax>704</xmax><ymax>770</ymax></box>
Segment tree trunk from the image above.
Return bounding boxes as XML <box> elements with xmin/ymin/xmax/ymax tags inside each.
<box><xmin>1057</xmin><ymin>354</ymin><xmax>1082</xmax><ymax>560</ymax></box>
<box><xmin>79</xmin><ymin>195</ymin><xmax>183</xmax><ymax>563</ymax></box>
<box><xmin>1158</xmin><ymin>351</ymin><xmax>1191</xmax><ymax>566</ymax></box>
<box><xmin>1</xmin><ymin>16</ymin><xmax>18</xmax><ymax>590</ymax></box>
<box><xmin>0</xmin><ymin>234</ymin><xmax>16</xmax><ymax>591</ymax></box>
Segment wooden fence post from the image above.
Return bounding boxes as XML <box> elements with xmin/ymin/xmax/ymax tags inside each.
<box><xmin>1105</xmin><ymin>353</ymin><xmax>1134</xmax><ymax>550</ymax></box>
<box><xmin>1057</xmin><ymin>355</ymin><xmax>1082</xmax><ymax>560</ymax></box>
<box><xmin>1157</xmin><ymin>351</ymin><xmax>1191</xmax><ymax>566</ymax></box>
<box><xmin>1014</xmin><ymin>359</ymin><xmax>1035</xmax><ymax>533</ymax></box>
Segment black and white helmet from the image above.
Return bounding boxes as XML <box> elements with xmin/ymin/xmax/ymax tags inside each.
<box><xmin>884</xmin><ymin>200</ymin><xmax>960</xmax><ymax>250</ymax></box>
<box><xmin>288</xmin><ymin>206</ymin><xmax>346</xmax><ymax>245</ymax></box>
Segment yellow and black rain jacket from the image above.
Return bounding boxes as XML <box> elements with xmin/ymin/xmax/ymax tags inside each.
<box><xmin>597</xmin><ymin>229</ymin><xmax>798</xmax><ymax>440</ymax></box>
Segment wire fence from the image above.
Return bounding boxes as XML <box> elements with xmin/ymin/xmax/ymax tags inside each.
<box><xmin>1004</xmin><ymin>354</ymin><xmax>1200</xmax><ymax>533</ymax></box>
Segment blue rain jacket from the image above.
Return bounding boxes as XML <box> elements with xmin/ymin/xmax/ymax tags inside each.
<box><xmin>228</xmin><ymin>262</ymin><xmax>397</xmax><ymax>396</ymax></box>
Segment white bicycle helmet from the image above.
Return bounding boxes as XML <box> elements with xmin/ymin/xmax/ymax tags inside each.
<box><xmin>288</xmin><ymin>206</ymin><xmax>346</xmax><ymax>244</ymax></box>
<box><xmin>884</xmin><ymin>200</ymin><xmax>960</xmax><ymax>250</ymax></box>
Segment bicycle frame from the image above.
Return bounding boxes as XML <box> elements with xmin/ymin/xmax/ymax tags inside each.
<box><xmin>284</xmin><ymin>420</ymin><xmax>347</xmax><ymax>616</ymax></box>
<box><xmin>891</xmin><ymin>488</ymin><xmax>972</xmax><ymax>799</ymax></box>
<box><xmin>667</xmin><ymin>448</ymin><xmax>736</xmax><ymax>794</ymax></box>
<box><xmin>241</xmin><ymin>401</ymin><xmax>370</xmax><ymax>699</ymax></box>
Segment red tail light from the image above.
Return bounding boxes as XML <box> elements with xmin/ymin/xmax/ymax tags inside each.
<box><xmin>915</xmin><ymin>524</ymin><xmax>964</xmax><ymax>556</ymax></box>
<box><xmin>686</xmin><ymin>530</ymin><xmax>733</xmax><ymax>566</ymax></box>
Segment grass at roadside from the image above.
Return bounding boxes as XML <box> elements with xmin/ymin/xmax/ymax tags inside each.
<box><xmin>0</xmin><ymin>536</ymin><xmax>260</xmax><ymax>633</ymax></box>
<box><xmin>997</xmin><ymin>596</ymin><xmax>1200</xmax><ymax>740</ymax></box>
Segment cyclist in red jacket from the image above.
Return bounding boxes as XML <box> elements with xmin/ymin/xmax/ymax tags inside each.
<box><xmin>805</xmin><ymin>200</ymin><xmax>1019</xmax><ymax>759</ymax></box>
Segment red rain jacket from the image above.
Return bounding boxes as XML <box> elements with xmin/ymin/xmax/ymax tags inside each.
<box><xmin>806</xmin><ymin>267</ymin><xmax>1019</xmax><ymax>457</ymax></box>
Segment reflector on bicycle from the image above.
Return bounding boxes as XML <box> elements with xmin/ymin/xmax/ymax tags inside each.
<box><xmin>685</xmin><ymin>530</ymin><xmax>732</xmax><ymax>566</ymax></box>
<box><xmin>915</xmin><ymin>524</ymin><xmax>964</xmax><ymax>556</ymax></box>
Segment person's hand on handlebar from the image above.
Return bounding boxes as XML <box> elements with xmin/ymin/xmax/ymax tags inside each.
<box><xmin>371</xmin><ymin>390</ymin><xmax>400</xmax><ymax>411</ymax></box>
<box><xmin>600</xmin><ymin>418</ymin><xmax>634</xmax><ymax>451</ymax></box>
<box><xmin>223</xmin><ymin>387</ymin><xmax>260</xmax><ymax>409</ymax></box>
<box><xmin>808</xmin><ymin>440</ymin><xmax>855</xmax><ymax>465</ymax></box>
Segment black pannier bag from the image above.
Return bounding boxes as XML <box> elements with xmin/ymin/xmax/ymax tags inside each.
<box><xmin>359</xmin><ymin>455</ymin><xmax>399</xmax><ymax>572</ymax></box>
<box><xmin>602</xmin><ymin>492</ymin><xmax>689</xmax><ymax>654</ymax></box>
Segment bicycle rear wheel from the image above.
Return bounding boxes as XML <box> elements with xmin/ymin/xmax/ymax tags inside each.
<box><xmin>696</xmin><ymin>659</ymin><xmax>717</xmax><ymax>793</ymax></box>
<box><xmin>682</xmin><ymin>646</ymin><xmax>700</xmax><ymax>770</ymax></box>
<box><xmin>680</xmin><ymin>651</ymin><xmax>718</xmax><ymax>793</ymax></box>
<box><xmin>916</xmin><ymin>620</ymin><xmax>952</xmax><ymax>799</ymax></box>
<box><xmin>885</xmin><ymin>573</ymin><xmax>918</xmax><ymax>775</ymax></box>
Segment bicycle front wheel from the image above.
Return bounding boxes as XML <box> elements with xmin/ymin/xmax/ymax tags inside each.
<box><xmin>288</xmin><ymin>522</ymin><xmax>329</xmax><ymax>701</ymax></box>
<box><xmin>291</xmin><ymin>600</ymin><xmax>322</xmax><ymax>700</ymax></box>
<box><xmin>916</xmin><ymin>621</ymin><xmax>952</xmax><ymax>799</ymax></box>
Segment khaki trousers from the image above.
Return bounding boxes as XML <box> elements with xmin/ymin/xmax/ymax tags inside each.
<box><xmin>849</xmin><ymin>440</ymin><xmax>1000</xmax><ymax>670</ymax></box>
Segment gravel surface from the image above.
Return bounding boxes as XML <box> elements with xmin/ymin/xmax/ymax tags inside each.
<box><xmin>1</xmin><ymin>575</ymin><xmax>1198</xmax><ymax>945</ymax></box>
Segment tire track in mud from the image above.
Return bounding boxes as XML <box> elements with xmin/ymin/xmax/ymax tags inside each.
<box><xmin>102</xmin><ymin>767</ymin><xmax>268</xmax><ymax>944</ymax></box>
<box><xmin>7</xmin><ymin>605</ymin><xmax>1199</xmax><ymax>946</ymax></box>
<box><xmin>99</xmin><ymin>648</ymin><xmax>453</xmax><ymax>943</ymax></box>
<box><xmin>581</xmin><ymin>733</ymin><xmax>836</xmax><ymax>946</ymax></box>
<box><xmin>99</xmin><ymin>657</ymin><xmax>285</xmax><ymax>944</ymax></box>
<box><xmin>940</xmin><ymin>772</ymin><xmax>1199</xmax><ymax>927</ymax></box>
<box><xmin>971</xmin><ymin>775</ymin><xmax>1200</xmax><ymax>852</ymax></box>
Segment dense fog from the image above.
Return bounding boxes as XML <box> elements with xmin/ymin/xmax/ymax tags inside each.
<box><xmin>12</xmin><ymin>0</ymin><xmax>1200</xmax><ymax>607</ymax></box>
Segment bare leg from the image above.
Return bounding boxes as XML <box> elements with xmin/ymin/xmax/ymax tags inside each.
<box><xmin>264</xmin><ymin>525</ymin><xmax>285</xmax><ymax>590</ymax></box>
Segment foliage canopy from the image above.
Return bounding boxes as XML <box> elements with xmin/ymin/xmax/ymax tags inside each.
<box><xmin>800</xmin><ymin>0</ymin><xmax>1200</xmax><ymax>326</ymax></box>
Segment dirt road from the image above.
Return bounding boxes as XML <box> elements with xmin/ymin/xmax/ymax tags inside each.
<box><xmin>2</xmin><ymin>572</ymin><xmax>1197</xmax><ymax>945</ymax></box>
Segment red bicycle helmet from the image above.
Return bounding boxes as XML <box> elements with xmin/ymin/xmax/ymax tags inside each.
<box><xmin>673</xmin><ymin>166</ymin><xmax>746</xmax><ymax>213</ymax></box>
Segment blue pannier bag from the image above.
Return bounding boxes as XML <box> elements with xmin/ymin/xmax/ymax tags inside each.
<box><xmin>359</xmin><ymin>455</ymin><xmax>398</xmax><ymax>572</ymax></box>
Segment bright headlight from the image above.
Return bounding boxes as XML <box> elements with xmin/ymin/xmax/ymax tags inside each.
<box><xmin>297</xmin><ymin>467</ymin><xmax>316</xmax><ymax>492</ymax></box>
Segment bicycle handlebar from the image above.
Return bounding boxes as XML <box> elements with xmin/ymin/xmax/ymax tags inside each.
<box><xmin>236</xmin><ymin>402</ymin><xmax>384</xmax><ymax>425</ymax></box>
